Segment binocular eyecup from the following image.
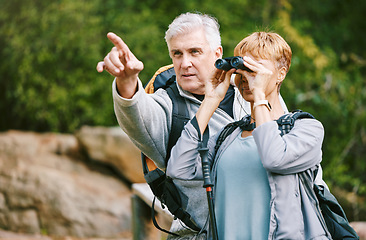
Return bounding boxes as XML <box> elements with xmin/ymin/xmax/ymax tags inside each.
<box><xmin>215</xmin><ymin>56</ymin><xmax>253</xmax><ymax>72</ymax></box>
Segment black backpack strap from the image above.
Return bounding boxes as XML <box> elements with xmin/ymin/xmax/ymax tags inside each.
<box><xmin>276</xmin><ymin>110</ymin><xmax>315</xmax><ymax>136</ymax></box>
<box><xmin>164</xmin><ymin>82</ymin><xmax>201</xmax><ymax>231</ymax></box>
<box><xmin>150</xmin><ymin>197</ymin><xmax>178</xmax><ymax>236</ymax></box>
<box><xmin>213</xmin><ymin>115</ymin><xmax>254</xmax><ymax>160</ymax></box>
<box><xmin>165</xmin><ymin>82</ymin><xmax>190</xmax><ymax>162</ymax></box>
<box><xmin>142</xmin><ymin>155</ymin><xmax>201</xmax><ymax>234</ymax></box>
<box><xmin>141</xmin><ymin>78</ymin><xmax>200</xmax><ymax>234</ymax></box>
<box><xmin>213</xmin><ymin>110</ymin><xmax>315</xmax><ymax>158</ymax></box>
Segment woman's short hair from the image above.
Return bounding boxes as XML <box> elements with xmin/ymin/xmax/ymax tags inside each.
<box><xmin>165</xmin><ymin>12</ymin><xmax>221</xmax><ymax>51</ymax></box>
<box><xmin>234</xmin><ymin>32</ymin><xmax>292</xmax><ymax>72</ymax></box>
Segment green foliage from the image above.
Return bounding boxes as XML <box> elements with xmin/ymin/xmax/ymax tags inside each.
<box><xmin>274</xmin><ymin>0</ymin><xmax>366</xmax><ymax>198</ymax></box>
<box><xmin>0</xmin><ymin>0</ymin><xmax>115</xmax><ymax>132</ymax></box>
<box><xmin>0</xmin><ymin>0</ymin><xmax>365</xmax><ymax>203</ymax></box>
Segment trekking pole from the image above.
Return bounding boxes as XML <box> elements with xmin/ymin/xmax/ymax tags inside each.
<box><xmin>198</xmin><ymin>129</ymin><xmax>219</xmax><ymax>240</ymax></box>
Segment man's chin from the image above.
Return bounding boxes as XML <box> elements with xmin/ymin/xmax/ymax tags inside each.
<box><xmin>180</xmin><ymin>84</ymin><xmax>205</xmax><ymax>95</ymax></box>
<box><xmin>177</xmin><ymin>78</ymin><xmax>204</xmax><ymax>94</ymax></box>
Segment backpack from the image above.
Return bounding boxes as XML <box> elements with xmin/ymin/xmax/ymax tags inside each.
<box><xmin>141</xmin><ymin>65</ymin><xmax>201</xmax><ymax>236</ymax></box>
<box><xmin>213</xmin><ymin>110</ymin><xmax>359</xmax><ymax>240</ymax></box>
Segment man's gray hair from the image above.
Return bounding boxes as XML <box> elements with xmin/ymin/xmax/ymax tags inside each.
<box><xmin>165</xmin><ymin>12</ymin><xmax>221</xmax><ymax>51</ymax></box>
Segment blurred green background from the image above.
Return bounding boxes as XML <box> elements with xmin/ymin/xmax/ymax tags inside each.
<box><xmin>1</xmin><ymin>0</ymin><xmax>365</xmax><ymax>218</ymax></box>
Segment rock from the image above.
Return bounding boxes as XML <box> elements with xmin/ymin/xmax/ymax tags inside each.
<box><xmin>0</xmin><ymin>127</ymin><xmax>365</xmax><ymax>240</ymax></box>
<box><xmin>8</xmin><ymin>209</ymin><xmax>40</xmax><ymax>234</ymax></box>
<box><xmin>0</xmin><ymin>229</ymin><xmax>132</xmax><ymax>239</ymax></box>
<box><xmin>0</xmin><ymin>229</ymin><xmax>52</xmax><ymax>239</ymax></box>
<box><xmin>0</xmin><ymin>130</ymin><xmax>132</xmax><ymax>238</ymax></box>
<box><xmin>75</xmin><ymin>126</ymin><xmax>145</xmax><ymax>183</ymax></box>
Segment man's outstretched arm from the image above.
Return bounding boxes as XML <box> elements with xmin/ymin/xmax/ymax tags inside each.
<box><xmin>96</xmin><ymin>32</ymin><xmax>144</xmax><ymax>99</ymax></box>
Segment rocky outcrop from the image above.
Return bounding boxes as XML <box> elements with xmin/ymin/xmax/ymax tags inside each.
<box><xmin>0</xmin><ymin>129</ymin><xmax>136</xmax><ymax>238</ymax></box>
<box><xmin>75</xmin><ymin>126</ymin><xmax>145</xmax><ymax>184</ymax></box>
<box><xmin>0</xmin><ymin>127</ymin><xmax>365</xmax><ymax>240</ymax></box>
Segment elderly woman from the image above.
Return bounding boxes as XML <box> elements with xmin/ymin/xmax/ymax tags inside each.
<box><xmin>167</xmin><ymin>31</ymin><xmax>330</xmax><ymax>239</ymax></box>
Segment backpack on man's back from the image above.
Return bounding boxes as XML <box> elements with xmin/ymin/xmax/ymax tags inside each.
<box><xmin>141</xmin><ymin>65</ymin><xmax>201</xmax><ymax>236</ymax></box>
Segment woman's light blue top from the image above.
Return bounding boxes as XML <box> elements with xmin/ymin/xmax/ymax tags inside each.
<box><xmin>215</xmin><ymin>134</ymin><xmax>271</xmax><ymax>240</ymax></box>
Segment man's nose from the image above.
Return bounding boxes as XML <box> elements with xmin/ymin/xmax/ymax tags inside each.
<box><xmin>181</xmin><ymin>55</ymin><xmax>193</xmax><ymax>68</ymax></box>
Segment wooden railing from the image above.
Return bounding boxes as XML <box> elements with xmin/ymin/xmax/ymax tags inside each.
<box><xmin>131</xmin><ymin>183</ymin><xmax>174</xmax><ymax>240</ymax></box>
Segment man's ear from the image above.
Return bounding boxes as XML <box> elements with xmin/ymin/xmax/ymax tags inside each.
<box><xmin>215</xmin><ymin>46</ymin><xmax>223</xmax><ymax>59</ymax></box>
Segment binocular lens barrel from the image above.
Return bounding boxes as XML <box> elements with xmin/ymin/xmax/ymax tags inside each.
<box><xmin>231</xmin><ymin>56</ymin><xmax>252</xmax><ymax>72</ymax></box>
<box><xmin>215</xmin><ymin>58</ymin><xmax>232</xmax><ymax>71</ymax></box>
<box><xmin>215</xmin><ymin>56</ymin><xmax>252</xmax><ymax>72</ymax></box>
<box><xmin>230</xmin><ymin>57</ymin><xmax>243</xmax><ymax>68</ymax></box>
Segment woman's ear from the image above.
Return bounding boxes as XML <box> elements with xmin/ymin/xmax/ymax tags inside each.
<box><xmin>277</xmin><ymin>67</ymin><xmax>287</xmax><ymax>85</ymax></box>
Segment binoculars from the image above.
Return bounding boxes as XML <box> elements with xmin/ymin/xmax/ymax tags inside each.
<box><xmin>215</xmin><ymin>56</ymin><xmax>253</xmax><ymax>72</ymax></box>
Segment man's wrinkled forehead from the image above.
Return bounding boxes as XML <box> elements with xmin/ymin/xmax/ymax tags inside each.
<box><xmin>167</xmin><ymin>29</ymin><xmax>210</xmax><ymax>52</ymax></box>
